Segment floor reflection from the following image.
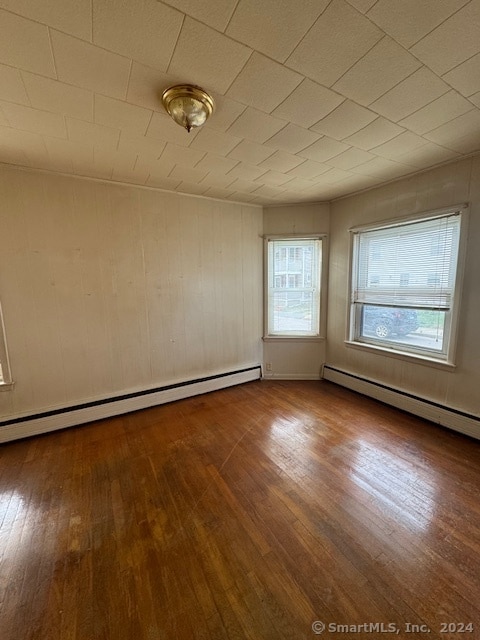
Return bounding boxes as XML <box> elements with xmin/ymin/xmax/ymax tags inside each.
<box><xmin>0</xmin><ymin>491</ymin><xmax>28</xmax><ymax>530</ymax></box>
<box><xmin>349</xmin><ymin>439</ymin><xmax>437</xmax><ymax>532</ymax></box>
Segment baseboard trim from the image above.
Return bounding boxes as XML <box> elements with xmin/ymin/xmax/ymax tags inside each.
<box><xmin>0</xmin><ymin>365</ymin><xmax>262</xmax><ymax>443</ymax></box>
<box><xmin>323</xmin><ymin>365</ymin><xmax>480</xmax><ymax>441</ymax></box>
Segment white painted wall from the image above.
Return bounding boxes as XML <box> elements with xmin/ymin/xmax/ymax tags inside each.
<box><xmin>263</xmin><ymin>203</ymin><xmax>330</xmax><ymax>379</ymax></box>
<box><xmin>327</xmin><ymin>156</ymin><xmax>480</xmax><ymax>417</ymax></box>
<box><xmin>0</xmin><ymin>166</ymin><xmax>263</xmax><ymax>420</ymax></box>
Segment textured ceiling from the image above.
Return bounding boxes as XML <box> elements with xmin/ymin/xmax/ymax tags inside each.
<box><xmin>0</xmin><ymin>0</ymin><xmax>479</xmax><ymax>205</ymax></box>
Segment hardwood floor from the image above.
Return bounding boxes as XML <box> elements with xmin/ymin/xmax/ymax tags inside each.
<box><xmin>1</xmin><ymin>380</ymin><xmax>479</xmax><ymax>640</ymax></box>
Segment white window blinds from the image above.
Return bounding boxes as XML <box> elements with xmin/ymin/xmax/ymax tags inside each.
<box><xmin>353</xmin><ymin>213</ymin><xmax>461</xmax><ymax>309</ymax></box>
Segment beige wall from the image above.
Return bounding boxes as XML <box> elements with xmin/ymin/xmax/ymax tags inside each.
<box><xmin>263</xmin><ymin>203</ymin><xmax>330</xmax><ymax>379</ymax></box>
<box><xmin>327</xmin><ymin>156</ymin><xmax>480</xmax><ymax>416</ymax></box>
<box><xmin>0</xmin><ymin>166</ymin><xmax>263</xmax><ymax>419</ymax></box>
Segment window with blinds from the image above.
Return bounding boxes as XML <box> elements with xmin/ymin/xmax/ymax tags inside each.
<box><xmin>266</xmin><ymin>237</ymin><xmax>322</xmax><ymax>337</ymax></box>
<box><xmin>349</xmin><ymin>208</ymin><xmax>466</xmax><ymax>361</ymax></box>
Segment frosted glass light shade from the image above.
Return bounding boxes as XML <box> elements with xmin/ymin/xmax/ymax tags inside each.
<box><xmin>162</xmin><ymin>85</ymin><xmax>214</xmax><ymax>132</ymax></box>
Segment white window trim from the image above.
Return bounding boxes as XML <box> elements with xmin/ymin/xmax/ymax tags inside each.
<box><xmin>346</xmin><ymin>204</ymin><xmax>469</xmax><ymax>367</ymax></box>
<box><xmin>263</xmin><ymin>233</ymin><xmax>328</xmax><ymax>340</ymax></box>
<box><xmin>344</xmin><ymin>339</ymin><xmax>457</xmax><ymax>370</ymax></box>
<box><xmin>0</xmin><ymin>302</ymin><xmax>13</xmax><ymax>389</ymax></box>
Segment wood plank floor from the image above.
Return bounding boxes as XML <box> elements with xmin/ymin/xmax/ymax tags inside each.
<box><xmin>1</xmin><ymin>380</ymin><xmax>479</xmax><ymax>640</ymax></box>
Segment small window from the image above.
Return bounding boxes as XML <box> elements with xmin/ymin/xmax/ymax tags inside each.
<box><xmin>266</xmin><ymin>236</ymin><xmax>322</xmax><ymax>337</ymax></box>
<box><xmin>0</xmin><ymin>302</ymin><xmax>12</xmax><ymax>385</ymax></box>
<box><xmin>349</xmin><ymin>207</ymin><xmax>466</xmax><ymax>363</ymax></box>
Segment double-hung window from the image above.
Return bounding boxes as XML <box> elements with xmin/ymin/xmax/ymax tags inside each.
<box><xmin>348</xmin><ymin>206</ymin><xmax>467</xmax><ymax>364</ymax></box>
<box><xmin>265</xmin><ymin>236</ymin><xmax>323</xmax><ymax>337</ymax></box>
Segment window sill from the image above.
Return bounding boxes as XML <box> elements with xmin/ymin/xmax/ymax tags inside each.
<box><xmin>0</xmin><ymin>381</ymin><xmax>14</xmax><ymax>391</ymax></box>
<box><xmin>263</xmin><ymin>335</ymin><xmax>325</xmax><ymax>342</ymax></box>
<box><xmin>344</xmin><ymin>340</ymin><xmax>456</xmax><ymax>370</ymax></box>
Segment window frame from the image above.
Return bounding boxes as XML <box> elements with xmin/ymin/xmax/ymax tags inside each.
<box><xmin>346</xmin><ymin>204</ymin><xmax>468</xmax><ymax>367</ymax></box>
<box><xmin>263</xmin><ymin>233</ymin><xmax>327</xmax><ymax>341</ymax></box>
<box><xmin>0</xmin><ymin>301</ymin><xmax>13</xmax><ymax>389</ymax></box>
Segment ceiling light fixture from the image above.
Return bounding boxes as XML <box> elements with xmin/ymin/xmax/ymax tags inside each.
<box><xmin>161</xmin><ymin>84</ymin><xmax>215</xmax><ymax>133</ymax></box>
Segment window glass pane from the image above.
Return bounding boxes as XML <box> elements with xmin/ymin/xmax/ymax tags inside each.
<box><xmin>360</xmin><ymin>305</ymin><xmax>446</xmax><ymax>352</ymax></box>
<box><xmin>267</xmin><ymin>237</ymin><xmax>321</xmax><ymax>336</ymax></box>
<box><xmin>271</xmin><ymin>291</ymin><xmax>315</xmax><ymax>333</ymax></box>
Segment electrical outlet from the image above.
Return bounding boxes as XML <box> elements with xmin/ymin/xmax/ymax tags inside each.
<box><xmin>266</xmin><ymin>362</ymin><xmax>272</xmax><ymax>371</ymax></box>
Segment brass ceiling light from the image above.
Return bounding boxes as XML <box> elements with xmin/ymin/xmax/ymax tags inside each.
<box><xmin>161</xmin><ymin>84</ymin><xmax>214</xmax><ymax>133</ymax></box>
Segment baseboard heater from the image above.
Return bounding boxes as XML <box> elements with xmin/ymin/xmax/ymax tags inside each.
<box><xmin>322</xmin><ymin>365</ymin><xmax>480</xmax><ymax>441</ymax></box>
<box><xmin>0</xmin><ymin>365</ymin><xmax>262</xmax><ymax>444</ymax></box>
